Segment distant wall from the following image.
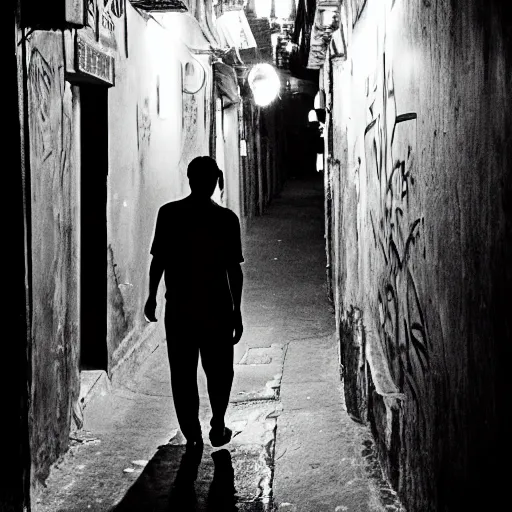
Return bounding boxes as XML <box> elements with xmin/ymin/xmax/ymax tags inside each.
<box><xmin>239</xmin><ymin>94</ymin><xmax>285</xmax><ymax>228</ymax></box>
<box><xmin>325</xmin><ymin>0</ymin><xmax>512</xmax><ymax>510</ymax></box>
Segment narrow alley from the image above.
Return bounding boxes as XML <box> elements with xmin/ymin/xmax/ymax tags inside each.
<box><xmin>6</xmin><ymin>1</ymin><xmax>512</xmax><ymax>512</ymax></box>
<box><xmin>34</xmin><ymin>176</ymin><xmax>400</xmax><ymax>511</ymax></box>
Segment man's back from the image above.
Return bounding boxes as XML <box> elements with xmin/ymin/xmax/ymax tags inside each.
<box><xmin>150</xmin><ymin>196</ymin><xmax>243</xmax><ymax>324</ymax></box>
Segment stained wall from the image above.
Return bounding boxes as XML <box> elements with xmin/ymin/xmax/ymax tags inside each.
<box><xmin>325</xmin><ymin>0</ymin><xmax>512</xmax><ymax>509</ymax></box>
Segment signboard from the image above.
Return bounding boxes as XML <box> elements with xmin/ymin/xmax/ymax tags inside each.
<box><xmin>64</xmin><ymin>2</ymin><xmax>120</xmax><ymax>85</ymax></box>
<box><xmin>76</xmin><ymin>34</ymin><xmax>115</xmax><ymax>85</ymax></box>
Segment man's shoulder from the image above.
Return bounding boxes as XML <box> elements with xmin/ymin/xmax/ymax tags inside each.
<box><xmin>212</xmin><ymin>202</ymin><xmax>239</xmax><ymax>222</ymax></box>
<box><xmin>159</xmin><ymin>198</ymin><xmax>188</xmax><ymax>214</ymax></box>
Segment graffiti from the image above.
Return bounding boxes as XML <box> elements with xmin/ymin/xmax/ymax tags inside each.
<box><xmin>28</xmin><ymin>49</ymin><xmax>54</xmax><ymax>164</ymax></box>
<box><xmin>86</xmin><ymin>0</ymin><xmax>97</xmax><ymax>31</ymax></box>
<box><xmin>27</xmin><ymin>34</ymin><xmax>81</xmax><ymax>483</ymax></box>
<box><xmin>363</xmin><ymin>53</ymin><xmax>429</xmax><ymax>418</ymax></box>
<box><xmin>180</xmin><ymin>92</ymin><xmax>199</xmax><ymax>163</ymax></box>
<box><xmin>137</xmin><ymin>98</ymin><xmax>151</xmax><ymax>167</ymax></box>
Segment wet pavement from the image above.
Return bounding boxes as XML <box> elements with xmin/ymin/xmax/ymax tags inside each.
<box><xmin>35</xmin><ymin>175</ymin><xmax>403</xmax><ymax>511</ymax></box>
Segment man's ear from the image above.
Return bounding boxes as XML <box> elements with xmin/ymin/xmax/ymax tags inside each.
<box><xmin>218</xmin><ymin>172</ymin><xmax>224</xmax><ymax>191</ymax></box>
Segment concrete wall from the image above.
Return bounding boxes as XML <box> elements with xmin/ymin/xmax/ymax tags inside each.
<box><xmin>107</xmin><ymin>5</ymin><xmax>213</xmax><ymax>376</ymax></box>
<box><xmin>239</xmin><ymin>92</ymin><xmax>287</xmax><ymax>228</ymax></box>
<box><xmin>325</xmin><ymin>0</ymin><xmax>512</xmax><ymax>509</ymax></box>
<box><xmin>25</xmin><ymin>30</ymin><xmax>80</xmax><ymax>490</ymax></box>
<box><xmin>23</xmin><ymin>4</ymin><xmax>215</xmax><ymax>494</ymax></box>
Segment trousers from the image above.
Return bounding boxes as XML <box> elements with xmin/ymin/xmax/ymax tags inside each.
<box><xmin>164</xmin><ymin>308</ymin><xmax>234</xmax><ymax>441</ymax></box>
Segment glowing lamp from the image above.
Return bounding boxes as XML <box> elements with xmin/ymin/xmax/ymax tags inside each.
<box><xmin>248</xmin><ymin>63</ymin><xmax>281</xmax><ymax>107</ymax></box>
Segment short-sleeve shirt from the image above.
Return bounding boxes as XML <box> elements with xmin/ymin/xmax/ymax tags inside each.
<box><xmin>150</xmin><ymin>196</ymin><xmax>244</xmax><ymax>324</ymax></box>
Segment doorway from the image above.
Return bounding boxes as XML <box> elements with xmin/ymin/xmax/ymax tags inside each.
<box><xmin>80</xmin><ymin>84</ymin><xmax>108</xmax><ymax>370</ymax></box>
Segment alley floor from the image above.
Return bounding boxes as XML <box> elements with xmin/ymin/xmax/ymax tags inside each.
<box><xmin>36</xmin><ymin>175</ymin><xmax>403</xmax><ymax>512</ymax></box>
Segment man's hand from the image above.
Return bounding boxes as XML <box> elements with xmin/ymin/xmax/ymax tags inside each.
<box><xmin>232</xmin><ymin>309</ymin><xmax>243</xmax><ymax>345</ymax></box>
<box><xmin>144</xmin><ymin>296</ymin><xmax>158</xmax><ymax>322</ymax></box>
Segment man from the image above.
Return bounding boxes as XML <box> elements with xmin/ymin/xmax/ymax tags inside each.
<box><xmin>144</xmin><ymin>156</ymin><xmax>244</xmax><ymax>448</ymax></box>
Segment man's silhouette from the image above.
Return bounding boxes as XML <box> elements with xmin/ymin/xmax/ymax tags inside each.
<box><xmin>144</xmin><ymin>156</ymin><xmax>244</xmax><ymax>448</ymax></box>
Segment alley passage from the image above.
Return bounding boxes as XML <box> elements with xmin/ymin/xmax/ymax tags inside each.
<box><xmin>37</xmin><ymin>176</ymin><xmax>401</xmax><ymax>512</ymax></box>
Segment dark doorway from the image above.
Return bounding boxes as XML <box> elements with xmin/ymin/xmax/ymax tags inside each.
<box><xmin>80</xmin><ymin>85</ymin><xmax>108</xmax><ymax>370</ymax></box>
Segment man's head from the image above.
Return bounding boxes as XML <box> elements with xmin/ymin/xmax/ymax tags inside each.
<box><xmin>187</xmin><ymin>156</ymin><xmax>224</xmax><ymax>198</ymax></box>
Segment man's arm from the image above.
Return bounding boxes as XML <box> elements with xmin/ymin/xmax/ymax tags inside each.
<box><xmin>227</xmin><ymin>262</ymin><xmax>244</xmax><ymax>343</ymax></box>
<box><xmin>144</xmin><ymin>255</ymin><xmax>165</xmax><ymax>322</ymax></box>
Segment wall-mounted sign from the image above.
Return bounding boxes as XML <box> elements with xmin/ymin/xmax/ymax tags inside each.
<box><xmin>77</xmin><ymin>34</ymin><xmax>115</xmax><ymax>85</ymax></box>
<box><xmin>64</xmin><ymin>1</ymin><xmax>120</xmax><ymax>86</ymax></box>
<box><xmin>65</xmin><ymin>30</ymin><xmax>115</xmax><ymax>86</ymax></box>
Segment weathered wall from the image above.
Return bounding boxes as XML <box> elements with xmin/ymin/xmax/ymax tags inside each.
<box><xmin>107</xmin><ymin>5</ymin><xmax>213</xmax><ymax>372</ymax></box>
<box><xmin>26</xmin><ymin>30</ymin><xmax>80</xmax><ymax>490</ymax></box>
<box><xmin>222</xmin><ymin>103</ymin><xmax>242</xmax><ymax>219</ymax></box>
<box><xmin>325</xmin><ymin>0</ymin><xmax>512</xmax><ymax>509</ymax></box>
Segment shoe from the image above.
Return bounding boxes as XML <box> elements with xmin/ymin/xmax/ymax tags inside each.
<box><xmin>209</xmin><ymin>427</ymin><xmax>232</xmax><ymax>447</ymax></box>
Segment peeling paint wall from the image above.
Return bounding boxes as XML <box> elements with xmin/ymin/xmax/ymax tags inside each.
<box><xmin>107</xmin><ymin>5</ymin><xmax>214</xmax><ymax>370</ymax></box>
<box><xmin>325</xmin><ymin>0</ymin><xmax>512</xmax><ymax>509</ymax></box>
<box><xmin>26</xmin><ymin>30</ymin><xmax>80</xmax><ymax>491</ymax></box>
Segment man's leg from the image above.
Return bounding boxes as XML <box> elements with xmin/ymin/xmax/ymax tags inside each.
<box><xmin>165</xmin><ymin>317</ymin><xmax>202</xmax><ymax>442</ymax></box>
<box><xmin>200</xmin><ymin>335</ymin><xmax>234</xmax><ymax>433</ymax></box>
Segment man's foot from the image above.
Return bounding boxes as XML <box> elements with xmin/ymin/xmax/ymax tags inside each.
<box><xmin>209</xmin><ymin>427</ymin><xmax>232</xmax><ymax>447</ymax></box>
